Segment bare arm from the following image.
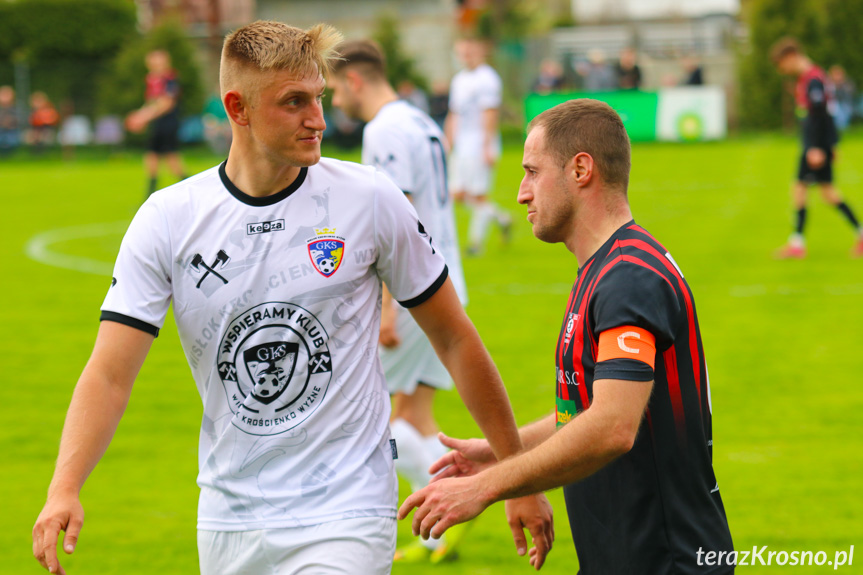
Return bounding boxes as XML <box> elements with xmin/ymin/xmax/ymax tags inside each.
<box><xmin>33</xmin><ymin>321</ymin><xmax>154</xmax><ymax>575</ymax></box>
<box><xmin>407</xmin><ymin>278</ymin><xmax>554</xmax><ymax>569</ymax></box>
<box><xmin>481</xmin><ymin>107</ymin><xmax>499</xmax><ymax>166</ymax></box>
<box><xmin>379</xmin><ymin>283</ymin><xmax>400</xmax><ymax>348</ymax></box>
<box><xmin>444</xmin><ymin>112</ymin><xmax>456</xmax><ymax>153</ymax></box>
<box><xmin>400</xmin><ymin>378</ymin><xmax>652</xmax><ymax>556</ymax></box>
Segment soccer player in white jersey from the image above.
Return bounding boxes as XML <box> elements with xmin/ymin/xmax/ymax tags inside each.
<box><xmin>32</xmin><ymin>21</ymin><xmax>553</xmax><ymax>575</ymax></box>
<box><xmin>446</xmin><ymin>36</ymin><xmax>512</xmax><ymax>255</ymax></box>
<box><xmin>330</xmin><ymin>39</ymin><xmax>471</xmax><ymax>564</ymax></box>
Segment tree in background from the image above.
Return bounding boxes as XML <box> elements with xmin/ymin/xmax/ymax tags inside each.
<box><xmin>0</xmin><ymin>0</ymin><xmax>137</xmax><ymax>118</ymax></box>
<box><xmin>372</xmin><ymin>14</ymin><xmax>429</xmax><ymax>93</ymax></box>
<box><xmin>100</xmin><ymin>19</ymin><xmax>205</xmax><ymax>120</ymax></box>
<box><xmin>737</xmin><ymin>0</ymin><xmax>823</xmax><ymax>130</ymax></box>
<box><xmin>819</xmin><ymin>0</ymin><xmax>863</xmax><ymax>91</ymax></box>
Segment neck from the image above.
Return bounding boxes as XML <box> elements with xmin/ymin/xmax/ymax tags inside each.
<box><xmin>360</xmin><ymin>83</ymin><xmax>399</xmax><ymax>123</ymax></box>
<box><xmin>565</xmin><ymin>192</ymin><xmax>633</xmax><ymax>265</ymax></box>
<box><xmin>224</xmin><ymin>141</ymin><xmax>302</xmax><ymax>198</ymax></box>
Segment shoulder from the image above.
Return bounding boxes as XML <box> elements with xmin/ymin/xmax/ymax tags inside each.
<box><xmin>478</xmin><ymin>65</ymin><xmax>502</xmax><ymax>85</ymax></box>
<box><xmin>313</xmin><ymin>157</ymin><xmax>399</xmax><ymax>197</ymax></box>
<box><xmin>148</xmin><ymin>164</ymin><xmax>222</xmax><ymax>210</ymax></box>
<box><xmin>596</xmin><ymin>225</ymin><xmax>682</xmax><ymax>293</ymax></box>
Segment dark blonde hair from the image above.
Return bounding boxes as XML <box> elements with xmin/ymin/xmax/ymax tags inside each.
<box><xmin>220</xmin><ymin>20</ymin><xmax>343</xmax><ymax>98</ymax></box>
<box><xmin>770</xmin><ymin>37</ymin><xmax>802</xmax><ymax>65</ymax></box>
<box><xmin>332</xmin><ymin>39</ymin><xmax>388</xmax><ymax>82</ymax></box>
<box><xmin>528</xmin><ymin>99</ymin><xmax>631</xmax><ymax>191</ymax></box>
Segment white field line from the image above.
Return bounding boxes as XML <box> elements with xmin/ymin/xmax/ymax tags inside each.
<box><xmin>25</xmin><ymin>221</ymin><xmax>129</xmax><ymax>276</ymax></box>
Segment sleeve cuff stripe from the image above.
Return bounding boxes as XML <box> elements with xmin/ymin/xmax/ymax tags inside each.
<box><xmin>398</xmin><ymin>265</ymin><xmax>448</xmax><ymax>309</ymax></box>
<box><xmin>100</xmin><ymin>311</ymin><xmax>160</xmax><ymax>337</ymax></box>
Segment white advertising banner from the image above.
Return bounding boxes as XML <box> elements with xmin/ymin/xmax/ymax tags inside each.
<box><xmin>657</xmin><ymin>86</ymin><xmax>727</xmax><ymax>142</ymax></box>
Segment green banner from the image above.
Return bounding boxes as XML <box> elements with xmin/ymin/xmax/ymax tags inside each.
<box><xmin>525</xmin><ymin>91</ymin><xmax>660</xmax><ymax>142</ymax></box>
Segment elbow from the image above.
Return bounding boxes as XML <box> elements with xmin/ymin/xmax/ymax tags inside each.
<box><xmin>605</xmin><ymin>421</ymin><xmax>639</xmax><ymax>458</ymax></box>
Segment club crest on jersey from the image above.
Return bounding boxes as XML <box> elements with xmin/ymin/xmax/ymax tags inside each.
<box><xmin>563</xmin><ymin>312</ymin><xmax>580</xmax><ymax>351</ymax></box>
<box><xmin>307</xmin><ymin>228</ymin><xmax>345</xmax><ymax>277</ymax></box>
<box><xmin>218</xmin><ymin>302</ymin><xmax>333</xmax><ymax>436</ymax></box>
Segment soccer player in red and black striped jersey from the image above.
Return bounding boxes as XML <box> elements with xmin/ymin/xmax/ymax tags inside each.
<box><xmin>771</xmin><ymin>37</ymin><xmax>863</xmax><ymax>259</ymax></box>
<box><xmin>400</xmin><ymin>99</ymin><xmax>734</xmax><ymax>573</ymax></box>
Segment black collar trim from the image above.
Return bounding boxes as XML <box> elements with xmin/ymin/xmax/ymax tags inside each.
<box><xmin>218</xmin><ymin>160</ymin><xmax>308</xmax><ymax>207</ymax></box>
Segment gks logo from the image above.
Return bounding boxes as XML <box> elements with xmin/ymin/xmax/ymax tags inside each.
<box><xmin>307</xmin><ymin>228</ymin><xmax>345</xmax><ymax>277</ymax></box>
<box><xmin>217</xmin><ymin>302</ymin><xmax>333</xmax><ymax>436</ymax></box>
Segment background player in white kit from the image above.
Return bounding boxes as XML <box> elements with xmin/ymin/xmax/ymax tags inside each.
<box><xmin>32</xmin><ymin>21</ymin><xmax>553</xmax><ymax>575</ymax></box>
<box><xmin>446</xmin><ymin>36</ymin><xmax>512</xmax><ymax>256</ymax></box>
<box><xmin>330</xmin><ymin>39</ymin><xmax>471</xmax><ymax>564</ymax></box>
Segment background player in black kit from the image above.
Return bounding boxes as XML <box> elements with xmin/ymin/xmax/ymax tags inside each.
<box><xmin>400</xmin><ymin>99</ymin><xmax>734</xmax><ymax>574</ymax></box>
<box><xmin>771</xmin><ymin>37</ymin><xmax>863</xmax><ymax>259</ymax></box>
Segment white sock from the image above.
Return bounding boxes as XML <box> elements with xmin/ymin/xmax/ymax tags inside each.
<box><xmin>390</xmin><ymin>419</ymin><xmax>430</xmax><ymax>490</ymax></box>
<box><xmin>468</xmin><ymin>203</ymin><xmax>495</xmax><ymax>248</ymax></box>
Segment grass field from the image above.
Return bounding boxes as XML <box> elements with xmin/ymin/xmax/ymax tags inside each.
<box><xmin>2</xmin><ymin>132</ymin><xmax>862</xmax><ymax>574</ymax></box>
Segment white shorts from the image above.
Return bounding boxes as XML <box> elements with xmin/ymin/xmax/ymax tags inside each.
<box><xmin>379</xmin><ymin>307</ymin><xmax>452</xmax><ymax>395</ymax></box>
<box><xmin>198</xmin><ymin>516</ymin><xmax>396</xmax><ymax>575</ymax></box>
<box><xmin>448</xmin><ymin>152</ymin><xmax>495</xmax><ymax>197</ymax></box>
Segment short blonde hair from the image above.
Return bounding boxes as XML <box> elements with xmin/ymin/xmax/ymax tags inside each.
<box><xmin>220</xmin><ymin>20</ymin><xmax>343</xmax><ymax>99</ymax></box>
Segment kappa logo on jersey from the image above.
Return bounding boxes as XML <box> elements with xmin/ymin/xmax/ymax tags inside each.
<box><xmin>307</xmin><ymin>228</ymin><xmax>345</xmax><ymax>277</ymax></box>
<box><xmin>247</xmin><ymin>219</ymin><xmax>285</xmax><ymax>235</ymax></box>
<box><xmin>375</xmin><ymin>153</ymin><xmax>396</xmax><ymax>170</ymax></box>
<box><xmin>191</xmin><ymin>250</ymin><xmax>231</xmax><ymax>289</ymax></box>
<box><xmin>217</xmin><ymin>302</ymin><xmax>333</xmax><ymax>436</ymax></box>
<box><xmin>563</xmin><ymin>312</ymin><xmax>580</xmax><ymax>352</ymax></box>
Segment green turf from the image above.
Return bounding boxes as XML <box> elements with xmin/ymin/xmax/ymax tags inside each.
<box><xmin>2</xmin><ymin>134</ymin><xmax>862</xmax><ymax>574</ymax></box>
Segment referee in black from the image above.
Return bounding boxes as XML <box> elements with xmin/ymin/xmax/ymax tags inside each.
<box><xmin>399</xmin><ymin>99</ymin><xmax>734</xmax><ymax>574</ymax></box>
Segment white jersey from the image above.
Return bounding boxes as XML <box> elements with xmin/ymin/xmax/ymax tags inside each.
<box><xmin>362</xmin><ymin>100</ymin><xmax>466</xmax><ymax>304</ymax></box>
<box><xmin>448</xmin><ymin>63</ymin><xmax>502</xmax><ymax>158</ymax></box>
<box><xmin>101</xmin><ymin>158</ymin><xmax>448</xmax><ymax>531</ymax></box>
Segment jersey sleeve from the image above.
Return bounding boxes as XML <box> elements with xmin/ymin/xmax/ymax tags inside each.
<box><xmin>362</xmin><ymin>125</ymin><xmax>416</xmax><ymax>195</ymax></box>
<box><xmin>100</xmin><ymin>199</ymin><xmax>173</xmax><ymax>336</ymax></box>
<box><xmin>373</xmin><ymin>170</ymin><xmax>448</xmax><ymax>307</ymax></box>
<box><xmin>590</xmin><ymin>261</ymin><xmax>680</xmax><ymax>382</ymax></box>
<box><xmin>477</xmin><ymin>70</ymin><xmax>502</xmax><ymax>110</ymax></box>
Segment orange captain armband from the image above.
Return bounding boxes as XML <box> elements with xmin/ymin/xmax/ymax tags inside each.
<box><xmin>597</xmin><ymin>326</ymin><xmax>657</xmax><ymax>369</ymax></box>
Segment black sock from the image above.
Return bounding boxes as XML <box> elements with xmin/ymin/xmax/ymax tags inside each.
<box><xmin>147</xmin><ymin>178</ymin><xmax>158</xmax><ymax>196</ymax></box>
<box><xmin>836</xmin><ymin>202</ymin><xmax>861</xmax><ymax>231</ymax></box>
<box><xmin>795</xmin><ymin>208</ymin><xmax>807</xmax><ymax>235</ymax></box>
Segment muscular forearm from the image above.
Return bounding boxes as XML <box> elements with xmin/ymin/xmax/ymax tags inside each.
<box><xmin>48</xmin><ymin>367</ymin><xmax>134</xmax><ymax>496</ymax></box>
<box><xmin>518</xmin><ymin>412</ymin><xmax>557</xmax><ymax>449</ymax></box>
<box><xmin>441</xmin><ymin>329</ymin><xmax>523</xmax><ymax>459</ymax></box>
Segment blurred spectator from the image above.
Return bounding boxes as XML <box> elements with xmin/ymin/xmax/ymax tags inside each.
<box><xmin>93</xmin><ymin>116</ymin><xmax>125</xmax><ymax>146</ymax></box>
<box><xmin>428</xmin><ymin>80</ymin><xmax>449</xmax><ymax>130</ymax></box>
<box><xmin>202</xmin><ymin>92</ymin><xmax>231</xmax><ymax>155</ymax></box>
<box><xmin>397</xmin><ymin>79</ymin><xmax>429</xmax><ymax>113</ymax></box>
<box><xmin>829</xmin><ymin>65</ymin><xmax>855</xmax><ymax>131</ymax></box>
<box><xmin>29</xmin><ymin>91</ymin><xmax>59</xmax><ymax>152</ymax></box>
<box><xmin>532</xmin><ymin>59</ymin><xmax>565</xmax><ymax>94</ymax></box>
<box><xmin>0</xmin><ymin>85</ymin><xmax>19</xmax><ymax>156</ymax></box>
<box><xmin>682</xmin><ymin>55</ymin><xmax>704</xmax><ymax>85</ymax></box>
<box><xmin>616</xmin><ymin>47</ymin><xmax>642</xmax><ymax>90</ymax></box>
<box><xmin>579</xmin><ymin>49</ymin><xmax>617</xmax><ymax>92</ymax></box>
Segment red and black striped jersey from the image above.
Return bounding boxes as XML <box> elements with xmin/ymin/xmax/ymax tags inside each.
<box><xmin>556</xmin><ymin>221</ymin><xmax>733</xmax><ymax>574</ymax></box>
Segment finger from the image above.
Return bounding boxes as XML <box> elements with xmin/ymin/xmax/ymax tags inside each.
<box><xmin>429</xmin><ymin>464</ymin><xmax>460</xmax><ymax>483</ymax></box>
<box><xmin>63</xmin><ymin>513</ymin><xmax>83</xmax><ymax>554</ymax></box>
<box><xmin>528</xmin><ymin>526</ymin><xmax>551</xmax><ymax>570</ymax></box>
<box><xmin>42</xmin><ymin>534</ymin><xmax>60</xmax><ymax>574</ymax></box>
<box><xmin>429</xmin><ymin>514</ymin><xmax>454</xmax><ymax>540</ymax></box>
<box><xmin>509</xmin><ymin>522</ymin><xmax>528</xmax><ymax>557</ymax></box>
<box><xmin>412</xmin><ymin>503</ymin><xmax>433</xmax><ymax>537</ymax></box>
<box><xmin>397</xmin><ymin>492</ymin><xmax>423</xmax><ymax>520</ymax></box>
<box><xmin>437</xmin><ymin>432</ymin><xmax>466</xmax><ymax>450</ymax></box>
<box><xmin>428</xmin><ymin>451</ymin><xmax>453</xmax><ymax>475</ymax></box>
<box><xmin>419</xmin><ymin>509</ymin><xmax>442</xmax><ymax>540</ymax></box>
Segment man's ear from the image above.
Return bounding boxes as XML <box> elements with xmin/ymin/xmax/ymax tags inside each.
<box><xmin>569</xmin><ymin>152</ymin><xmax>595</xmax><ymax>188</ymax></box>
<box><xmin>224</xmin><ymin>90</ymin><xmax>249</xmax><ymax>126</ymax></box>
<box><xmin>345</xmin><ymin>69</ymin><xmax>364</xmax><ymax>92</ymax></box>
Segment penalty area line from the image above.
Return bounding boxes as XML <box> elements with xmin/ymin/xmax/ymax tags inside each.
<box><xmin>25</xmin><ymin>220</ymin><xmax>129</xmax><ymax>277</ymax></box>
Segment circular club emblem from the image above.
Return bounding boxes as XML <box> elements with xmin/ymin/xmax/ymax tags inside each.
<box><xmin>217</xmin><ymin>302</ymin><xmax>332</xmax><ymax>435</ymax></box>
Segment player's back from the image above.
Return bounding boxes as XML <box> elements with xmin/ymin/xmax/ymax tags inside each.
<box><xmin>363</xmin><ymin>100</ymin><xmax>466</xmax><ymax>303</ymax></box>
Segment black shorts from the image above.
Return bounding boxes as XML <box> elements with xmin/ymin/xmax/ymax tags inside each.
<box><xmin>147</xmin><ymin>116</ymin><xmax>180</xmax><ymax>154</ymax></box>
<box><xmin>797</xmin><ymin>148</ymin><xmax>833</xmax><ymax>184</ymax></box>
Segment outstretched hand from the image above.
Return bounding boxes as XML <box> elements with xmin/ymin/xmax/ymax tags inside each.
<box><xmin>428</xmin><ymin>432</ymin><xmax>497</xmax><ymax>482</ymax></box>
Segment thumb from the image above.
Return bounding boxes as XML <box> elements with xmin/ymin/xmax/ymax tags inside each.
<box><xmin>437</xmin><ymin>432</ymin><xmax>466</xmax><ymax>450</ymax></box>
<box><xmin>63</xmin><ymin>514</ymin><xmax>83</xmax><ymax>555</ymax></box>
<box><xmin>509</xmin><ymin>522</ymin><xmax>527</xmax><ymax>557</ymax></box>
